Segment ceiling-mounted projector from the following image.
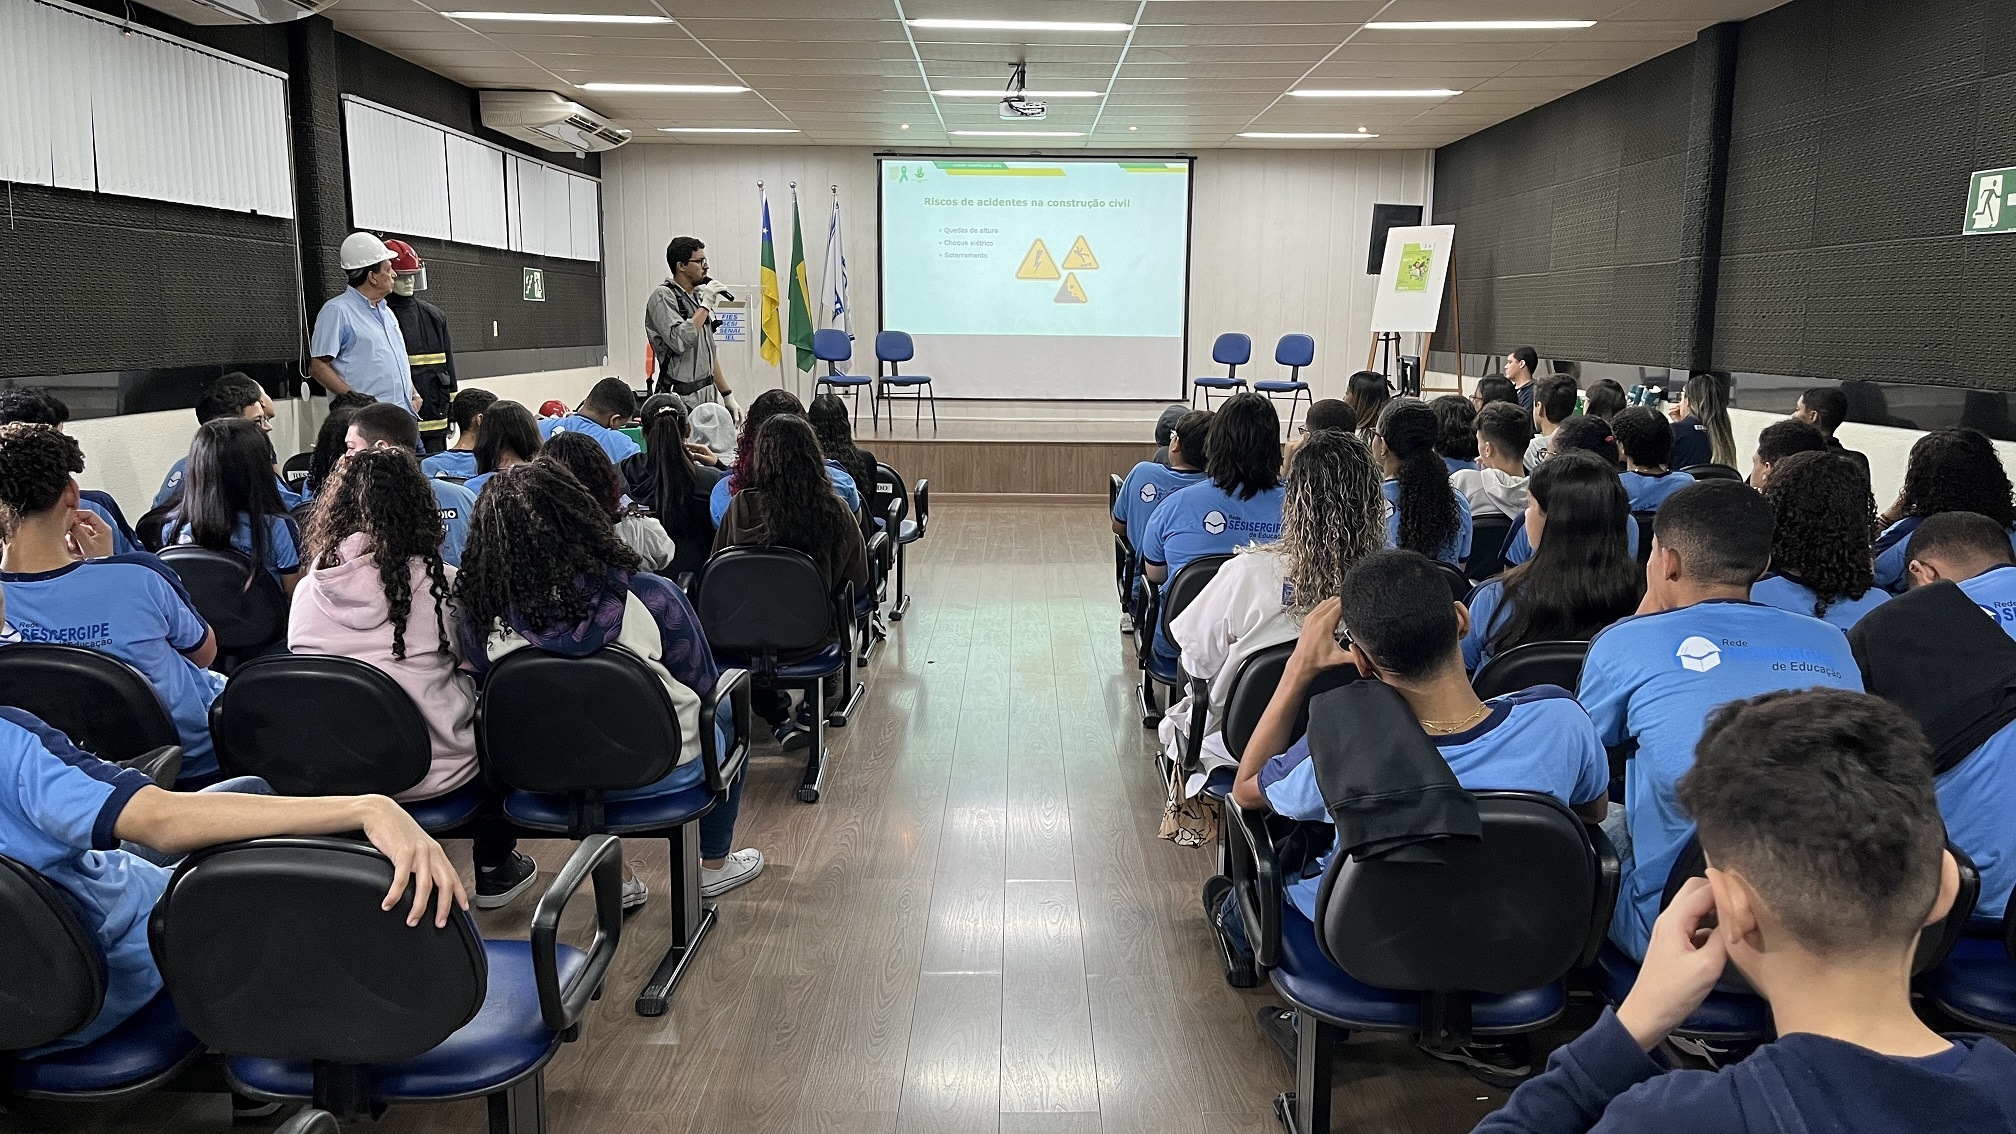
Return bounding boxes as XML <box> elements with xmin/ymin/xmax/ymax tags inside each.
<box><xmin>996</xmin><ymin>62</ymin><xmax>1047</xmax><ymax>120</ymax></box>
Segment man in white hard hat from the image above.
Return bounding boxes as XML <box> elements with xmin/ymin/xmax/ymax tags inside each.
<box><xmin>307</xmin><ymin>232</ymin><xmax>422</xmax><ymax>415</ymax></box>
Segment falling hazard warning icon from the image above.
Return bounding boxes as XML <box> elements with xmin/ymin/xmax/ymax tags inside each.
<box><xmin>1016</xmin><ymin>239</ymin><xmax>1060</xmax><ymax>280</ymax></box>
<box><xmin>1055</xmin><ymin>272</ymin><xmax>1088</xmax><ymax>303</ymax></box>
<box><xmin>1061</xmin><ymin>236</ymin><xmax>1099</xmax><ymax>270</ymax></box>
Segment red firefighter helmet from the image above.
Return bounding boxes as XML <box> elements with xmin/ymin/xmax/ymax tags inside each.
<box><xmin>539</xmin><ymin>400</ymin><xmax>570</xmax><ymax>419</ymax></box>
<box><xmin>384</xmin><ymin>238</ymin><xmax>427</xmax><ymax>291</ymax></box>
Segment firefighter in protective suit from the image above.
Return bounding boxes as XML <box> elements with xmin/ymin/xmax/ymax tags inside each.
<box><xmin>383</xmin><ymin>239</ymin><xmax>457</xmax><ymax>453</ymax></box>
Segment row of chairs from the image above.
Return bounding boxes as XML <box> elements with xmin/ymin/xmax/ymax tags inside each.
<box><xmin>814</xmin><ymin>329</ymin><xmax>937</xmax><ymax>432</ymax></box>
<box><xmin>1193</xmin><ymin>332</ymin><xmax>1314</xmax><ymax>432</ymax></box>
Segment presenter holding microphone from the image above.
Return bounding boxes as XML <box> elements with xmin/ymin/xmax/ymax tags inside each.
<box><xmin>646</xmin><ymin>236</ymin><xmax>740</xmax><ymax>418</ymax></box>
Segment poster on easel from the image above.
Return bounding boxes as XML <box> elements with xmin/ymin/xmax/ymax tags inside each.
<box><xmin>1369</xmin><ymin>225</ymin><xmax>1456</xmax><ymax>333</ymax></box>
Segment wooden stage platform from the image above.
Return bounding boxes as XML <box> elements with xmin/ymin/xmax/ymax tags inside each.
<box><xmin>858</xmin><ymin>414</ymin><xmax>1161</xmax><ymax>495</ymax></box>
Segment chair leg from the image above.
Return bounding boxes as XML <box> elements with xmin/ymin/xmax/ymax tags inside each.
<box><xmin>1274</xmin><ymin>1012</ymin><xmax>1340</xmax><ymax>1134</ymax></box>
<box><xmin>635</xmin><ymin>823</ymin><xmax>716</xmax><ymax>1017</ymax></box>
<box><xmin>926</xmin><ymin>383</ymin><xmax>937</xmax><ymax>432</ymax></box>
<box><xmin>890</xmin><ymin>538</ymin><xmax>911</xmax><ymax>620</ymax></box>
<box><xmin>487</xmin><ymin>1071</ymin><xmax>546</xmax><ymax>1134</ymax></box>
<box><xmin>799</xmin><ymin>680</ymin><xmax>828</xmax><ymax>804</ymax></box>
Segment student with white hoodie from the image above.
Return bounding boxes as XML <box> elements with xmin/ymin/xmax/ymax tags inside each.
<box><xmin>1452</xmin><ymin>401</ymin><xmax>1533</xmax><ymax>520</ymax></box>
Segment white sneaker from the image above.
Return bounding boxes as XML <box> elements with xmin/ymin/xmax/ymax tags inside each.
<box><xmin>621</xmin><ymin>874</ymin><xmax>648</xmax><ymax>911</ymax></box>
<box><xmin>701</xmin><ymin>848</ymin><xmax>765</xmax><ymax>897</ymax></box>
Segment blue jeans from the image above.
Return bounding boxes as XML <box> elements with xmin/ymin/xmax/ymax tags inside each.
<box><xmin>1216</xmin><ymin>889</ymin><xmax>1254</xmax><ymax>961</ymax></box>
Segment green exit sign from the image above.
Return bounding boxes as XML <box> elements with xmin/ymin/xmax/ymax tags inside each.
<box><xmin>522</xmin><ymin>267</ymin><xmax>546</xmax><ymax>301</ymax></box>
<box><xmin>1965</xmin><ymin>167</ymin><xmax>2016</xmax><ymax>234</ymax></box>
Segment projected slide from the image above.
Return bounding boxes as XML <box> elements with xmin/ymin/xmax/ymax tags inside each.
<box><xmin>879</xmin><ymin>158</ymin><xmax>1191</xmax><ymax>400</ymax></box>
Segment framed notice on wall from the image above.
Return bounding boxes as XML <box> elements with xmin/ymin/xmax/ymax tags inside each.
<box><xmin>1369</xmin><ymin>224</ymin><xmax>1457</xmax><ymax>333</ymax></box>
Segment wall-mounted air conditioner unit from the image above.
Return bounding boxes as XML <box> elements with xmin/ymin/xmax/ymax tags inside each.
<box><xmin>480</xmin><ymin>91</ymin><xmax>631</xmax><ymax>154</ymax></box>
<box><xmin>138</xmin><ymin>0</ymin><xmax>334</xmax><ymax>24</ymax></box>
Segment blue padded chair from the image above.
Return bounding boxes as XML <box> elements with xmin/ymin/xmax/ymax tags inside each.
<box><xmin>0</xmin><ymin>643</ymin><xmax>180</xmax><ymax>766</ymax></box>
<box><xmin>1471</xmin><ymin>639</ymin><xmax>1589</xmax><ymax>702</ymax></box>
<box><xmin>1193</xmin><ymin>333</ymin><xmax>1251</xmax><ymax>409</ymax></box>
<box><xmin>211</xmin><ymin>653</ymin><xmax>487</xmax><ymax>833</ymax></box>
<box><xmin>874</xmin><ymin>330</ymin><xmax>937</xmax><ymax>432</ymax></box>
<box><xmin>867</xmin><ymin>464</ymin><xmax>929</xmax><ymax>623</ymax></box>
<box><xmin>1136</xmin><ymin>553</ymin><xmax>1233</xmax><ymax>729</ymax></box>
<box><xmin>478</xmin><ymin>645</ymin><xmax>749</xmax><ymax>1017</ymax></box>
<box><xmin>699</xmin><ymin>546</ymin><xmax>859</xmax><ymax>804</ymax></box>
<box><xmin>151</xmin><ymin>834</ymin><xmax>622</xmax><ymax>1132</ymax></box>
<box><xmin>813</xmin><ymin>328</ymin><xmax>871</xmax><ymax>424</ymax></box>
<box><xmin>1466</xmin><ymin>512</ymin><xmax>1515</xmax><ymax>584</ymax></box>
<box><xmin>0</xmin><ymin>854</ymin><xmax>205</xmax><ymax>1102</ymax></box>
<box><xmin>1916</xmin><ymin>848</ymin><xmax>2013</xmax><ymax>1030</ymax></box>
<box><xmin>1226</xmin><ymin>791</ymin><xmax>1617</xmax><ymax>1134</ymax></box>
<box><xmin>1256</xmin><ymin>334</ymin><xmax>1315</xmax><ymax>434</ymax></box>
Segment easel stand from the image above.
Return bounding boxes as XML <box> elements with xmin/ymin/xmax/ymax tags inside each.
<box><xmin>1366</xmin><ymin>250</ymin><xmax>1464</xmax><ymax>396</ymax></box>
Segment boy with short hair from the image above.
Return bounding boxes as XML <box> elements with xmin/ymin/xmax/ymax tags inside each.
<box><xmin>1475</xmin><ymin>688</ymin><xmax>2016</xmax><ymax>1133</ymax></box>
<box><xmin>0</xmin><ymin>385</ymin><xmax>141</xmax><ymax>555</ymax></box>
<box><xmin>1453</xmin><ymin>401</ymin><xmax>1533</xmax><ymax>519</ymax></box>
<box><xmin>1793</xmin><ymin>385</ymin><xmax>1871</xmax><ymax>480</ymax></box>
<box><xmin>423</xmin><ymin>387</ymin><xmax>497</xmax><ymax>481</ymax></box>
<box><xmin>1525</xmin><ymin>376</ymin><xmax>1579</xmax><ymax>471</ymax></box>
<box><xmin>538</xmin><ymin>377</ymin><xmax>641</xmax><ymax>464</ymax></box>
<box><xmin>1579</xmin><ymin>480</ymin><xmax>1862</xmax><ymax>960</ymax></box>
<box><xmin>1906</xmin><ymin>510</ymin><xmax>2016</xmax><ymax>633</ymax></box>
<box><xmin>154</xmin><ymin>372</ymin><xmax>298</xmax><ymax>509</ymax></box>
<box><xmin>1748</xmin><ymin>418</ymin><xmax>1826</xmax><ymax>489</ymax></box>
<box><xmin>346</xmin><ymin>402</ymin><xmax>478</xmax><ymax>567</ymax></box>
<box><xmin>1610</xmin><ymin>406</ymin><xmax>1694</xmax><ymax>513</ymax></box>
<box><xmin>1113</xmin><ymin>409</ymin><xmax>1211</xmax><ymax>631</ymax></box>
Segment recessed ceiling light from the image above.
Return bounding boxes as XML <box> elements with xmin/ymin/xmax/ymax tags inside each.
<box><xmin>443</xmin><ymin>10</ymin><xmax>671</xmax><ymax>22</ymax></box>
<box><xmin>951</xmin><ymin>129</ymin><xmax>1086</xmax><ymax>137</ymax></box>
<box><xmin>658</xmin><ymin>127</ymin><xmax>800</xmax><ymax>133</ymax></box>
<box><xmin>908</xmin><ymin>18</ymin><xmax>1132</xmax><ymax>32</ymax></box>
<box><xmin>935</xmin><ymin>88</ymin><xmax>1101</xmax><ymax>98</ymax></box>
<box><xmin>900</xmin><ymin>123</ymin><xmax>911</xmax><ymax>130</ymax></box>
<box><xmin>1127</xmin><ymin>125</ymin><xmax>1138</xmax><ymax>131</ymax></box>
<box><xmin>1289</xmin><ymin>88</ymin><xmax>1461</xmax><ymax>98</ymax></box>
<box><xmin>579</xmin><ymin>83</ymin><xmax>749</xmax><ymax>93</ymax></box>
<box><xmin>1238</xmin><ymin>131</ymin><xmax>1379</xmax><ymax>139</ymax></box>
<box><xmin>1364</xmin><ymin>20</ymin><xmax>1595</xmax><ymax>31</ymax></box>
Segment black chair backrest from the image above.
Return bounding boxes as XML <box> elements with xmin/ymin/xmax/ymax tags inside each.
<box><xmin>1467</xmin><ymin>513</ymin><xmax>1514</xmax><ymax>582</ymax></box>
<box><xmin>211</xmin><ymin>654</ymin><xmax>433</xmax><ymax>797</ymax></box>
<box><xmin>282</xmin><ymin>451</ymin><xmax>314</xmax><ymax>478</ymax></box>
<box><xmin>1108</xmin><ymin>472</ymin><xmax>1122</xmax><ymax>512</ymax></box>
<box><xmin>1680</xmin><ymin>463</ymin><xmax>1743</xmax><ymax>481</ymax></box>
<box><xmin>1316</xmin><ymin>791</ymin><xmax>1598</xmax><ymax>994</ymax></box>
<box><xmin>912</xmin><ymin>479</ymin><xmax>930</xmax><ymax>535</ymax></box>
<box><xmin>696</xmin><ymin>546</ymin><xmax>836</xmax><ymax>656</ymax></box>
<box><xmin>1633</xmin><ymin>511</ymin><xmax>1656</xmax><ymax>566</ymax></box>
<box><xmin>158</xmin><ymin>546</ymin><xmax>290</xmax><ymax>652</ymax></box>
<box><xmin>478</xmin><ymin>645</ymin><xmax>685</xmax><ymax>794</ymax></box>
<box><xmin>0</xmin><ymin>853</ymin><xmax>105</xmax><ymax>1053</ymax></box>
<box><xmin>1220</xmin><ymin>640</ymin><xmax>1360</xmax><ymax>761</ymax></box>
<box><xmin>1472</xmin><ymin>640</ymin><xmax>1591</xmax><ymax>701</ymax></box>
<box><xmin>152</xmin><ymin>838</ymin><xmax>485</xmax><ymax>1064</ymax></box>
<box><xmin>1159</xmin><ymin>554</ymin><xmax>1233</xmax><ymax>642</ymax></box>
<box><xmin>0</xmin><ymin>643</ymin><xmax>179</xmax><ymax>762</ymax></box>
<box><xmin>1434</xmin><ymin>560</ymin><xmax>1472</xmax><ymax>603</ymax></box>
<box><xmin>871</xmin><ymin>462</ymin><xmax>910</xmax><ymax>530</ymax></box>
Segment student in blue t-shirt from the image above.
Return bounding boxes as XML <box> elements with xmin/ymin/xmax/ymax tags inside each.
<box><xmin>1746</xmin><ymin>417</ymin><xmax>1826</xmax><ymax>491</ymax></box>
<box><xmin>0</xmin><ymin>704</ymin><xmax>464</xmax><ymax>1055</ymax></box>
<box><xmin>162</xmin><ymin>418</ymin><xmax>303</xmax><ymax>592</ymax></box>
<box><xmin>0</xmin><ymin>385</ymin><xmax>145</xmax><ymax>556</ymax></box>
<box><xmin>1373</xmin><ymin>400</ymin><xmax>1471</xmax><ymax>566</ymax></box>
<box><xmin>1903</xmin><ymin>510</ymin><xmax>2016</xmax><ymax>635</ymax></box>
<box><xmin>0</xmin><ymin>423</ymin><xmax>229</xmax><ymax>782</ymax></box>
<box><xmin>1219</xmin><ymin>550</ymin><xmax>1608</xmax><ymax>1083</ymax></box>
<box><xmin>1113</xmin><ymin>408</ymin><xmax>1211</xmax><ymax>624</ymax></box>
<box><xmin>1610</xmin><ymin>406</ymin><xmax>1695</xmax><ymax>513</ymax></box>
<box><xmin>422</xmin><ymin>387</ymin><xmax>496</xmax><ymax>481</ymax></box>
<box><xmin>1752</xmin><ymin>450</ymin><xmax>1888</xmax><ymax>630</ymax></box>
<box><xmin>1500</xmin><ymin>415</ymin><xmax>1638</xmax><ymax>566</ymax></box>
<box><xmin>1579</xmin><ymin>481</ymin><xmax>1862</xmax><ymax>961</ymax></box>
<box><xmin>1476</xmin><ymin>689</ymin><xmax>2016</xmax><ymax>1134</ymax></box>
<box><xmin>345</xmin><ymin>403</ymin><xmax>476</xmax><ymax>568</ymax></box>
<box><xmin>151</xmin><ymin>372</ymin><xmax>304</xmax><ymax>510</ymax></box>
<box><xmin>536</xmin><ymin>377</ymin><xmax>642</xmax><ymax>465</ymax></box>
<box><xmin>462</xmin><ymin>398</ymin><xmax>543</xmax><ymax>498</ymax></box>
<box><xmin>1872</xmin><ymin>427</ymin><xmax>2016</xmax><ymax>593</ymax></box>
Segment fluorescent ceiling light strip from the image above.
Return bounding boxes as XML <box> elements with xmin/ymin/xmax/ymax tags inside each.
<box><xmin>1364</xmin><ymin>20</ymin><xmax>1595</xmax><ymax>30</ymax></box>
<box><xmin>580</xmin><ymin>83</ymin><xmax>749</xmax><ymax>93</ymax></box>
<box><xmin>443</xmin><ymin>10</ymin><xmax>671</xmax><ymax>22</ymax></box>
<box><xmin>908</xmin><ymin>18</ymin><xmax>1132</xmax><ymax>32</ymax></box>
<box><xmin>658</xmin><ymin>127</ymin><xmax>799</xmax><ymax>133</ymax></box>
<box><xmin>951</xmin><ymin>129</ymin><xmax>1085</xmax><ymax>136</ymax></box>
<box><xmin>1238</xmin><ymin>131</ymin><xmax>1378</xmax><ymax>139</ymax></box>
<box><xmin>935</xmin><ymin>89</ymin><xmax>1101</xmax><ymax>98</ymax></box>
<box><xmin>1289</xmin><ymin>88</ymin><xmax>1460</xmax><ymax>98</ymax></box>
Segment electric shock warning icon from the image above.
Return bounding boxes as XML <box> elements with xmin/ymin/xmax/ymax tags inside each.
<box><xmin>1016</xmin><ymin>239</ymin><xmax>1060</xmax><ymax>280</ymax></box>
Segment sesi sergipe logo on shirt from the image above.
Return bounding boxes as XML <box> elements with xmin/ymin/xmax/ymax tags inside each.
<box><xmin>1140</xmin><ymin>482</ymin><xmax>1158</xmax><ymax>503</ymax></box>
<box><xmin>1202</xmin><ymin>510</ymin><xmax>1228</xmax><ymax>535</ymax></box>
<box><xmin>1676</xmin><ymin>636</ymin><xmax>1722</xmax><ymax>673</ymax></box>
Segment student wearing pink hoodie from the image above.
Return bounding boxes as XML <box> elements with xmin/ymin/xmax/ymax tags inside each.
<box><xmin>288</xmin><ymin>448</ymin><xmax>478</xmax><ymax>805</ymax></box>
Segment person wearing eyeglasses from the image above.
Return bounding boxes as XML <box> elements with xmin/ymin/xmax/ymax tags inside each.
<box><xmin>646</xmin><ymin>236</ymin><xmax>737</xmax><ymax>415</ymax></box>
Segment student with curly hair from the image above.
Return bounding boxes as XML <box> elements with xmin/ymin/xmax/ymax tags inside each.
<box><xmin>290</xmin><ymin>446</ymin><xmax>476</xmax><ymax>802</ymax></box>
<box><xmin>1463</xmin><ymin>451</ymin><xmax>1641</xmax><ymax>673</ymax></box>
<box><xmin>0</xmin><ymin>423</ymin><xmax>226</xmax><ymax>783</ymax></box>
<box><xmin>164</xmin><ymin>417</ymin><xmax>304</xmax><ymax>593</ymax></box>
<box><xmin>1162</xmin><ymin>428</ymin><xmax>1384</xmax><ymax>770</ymax></box>
<box><xmin>1374</xmin><ymin>399</ymin><xmax>1470</xmax><ymax>566</ymax></box>
<box><xmin>458</xmin><ymin>461</ymin><xmax>763</xmax><ymax>905</ymax></box>
<box><xmin>1752</xmin><ymin>450</ymin><xmax>1887</xmax><ymax>630</ymax></box>
<box><xmin>707</xmin><ymin>388</ymin><xmax>861</xmax><ymax>524</ymax></box>
<box><xmin>462</xmin><ymin>399</ymin><xmax>542</xmax><ymax>496</ymax></box>
<box><xmin>1431</xmin><ymin>394</ymin><xmax>1479</xmax><ymax>473</ymax></box>
<box><xmin>541</xmin><ymin>431</ymin><xmax>676</xmax><ymax>573</ymax></box>
<box><xmin>1872</xmin><ymin>427</ymin><xmax>2016</xmax><ymax>592</ymax></box>
<box><xmin>0</xmin><ymin>386</ymin><xmax>142</xmax><ymax>555</ymax></box>
<box><xmin>1611</xmin><ymin>405</ymin><xmax>1695</xmax><ymax>513</ymax></box>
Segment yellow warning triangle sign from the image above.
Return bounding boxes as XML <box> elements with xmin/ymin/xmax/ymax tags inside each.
<box><xmin>1016</xmin><ymin>238</ymin><xmax>1061</xmax><ymax>280</ymax></box>
<box><xmin>1061</xmin><ymin>235</ymin><xmax>1099</xmax><ymax>270</ymax></box>
<box><xmin>1055</xmin><ymin>272</ymin><xmax>1088</xmax><ymax>304</ymax></box>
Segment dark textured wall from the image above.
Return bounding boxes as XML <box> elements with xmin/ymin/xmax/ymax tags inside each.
<box><xmin>1713</xmin><ymin>0</ymin><xmax>2016</xmax><ymax>388</ymax></box>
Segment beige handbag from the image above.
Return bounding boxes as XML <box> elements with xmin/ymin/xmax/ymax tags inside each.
<box><xmin>1157</xmin><ymin>760</ymin><xmax>1220</xmax><ymax>848</ymax></box>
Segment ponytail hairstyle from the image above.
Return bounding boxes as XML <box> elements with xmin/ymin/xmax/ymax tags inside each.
<box><xmin>1378</xmin><ymin>400</ymin><xmax>1463</xmax><ymax>560</ymax></box>
<box><xmin>303</xmin><ymin>446</ymin><xmax>452</xmax><ymax>661</ymax></box>
<box><xmin>637</xmin><ymin>396</ymin><xmax>706</xmax><ymax>542</ymax></box>
<box><xmin>1684</xmin><ymin>371</ymin><xmax>1738</xmax><ymax>467</ymax></box>
<box><xmin>1487</xmin><ymin>450</ymin><xmax>1641</xmax><ymax>656</ymax></box>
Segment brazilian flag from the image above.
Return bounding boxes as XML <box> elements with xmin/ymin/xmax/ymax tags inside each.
<box><xmin>788</xmin><ymin>191</ymin><xmax>816</xmax><ymax>372</ymax></box>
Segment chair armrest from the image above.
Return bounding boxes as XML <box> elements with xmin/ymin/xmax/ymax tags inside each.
<box><xmin>1134</xmin><ymin>579</ymin><xmax>1161</xmax><ymax>670</ymax></box>
<box><xmin>912</xmin><ymin>479</ymin><xmax>929</xmax><ymax>535</ymax></box>
<box><xmin>531</xmin><ymin>833</ymin><xmax>624</xmax><ymax>1035</ymax></box>
<box><xmin>1580</xmin><ymin>820</ymin><xmax>1622</xmax><ymax>970</ymax></box>
<box><xmin>867</xmin><ymin>529</ymin><xmax>891</xmax><ymax>569</ymax></box>
<box><xmin>1222</xmin><ymin>797</ymin><xmax>1282</xmax><ymax>971</ymax></box>
<box><xmin>274</xmin><ymin>1110</ymin><xmax>340</xmax><ymax>1134</ymax></box>
<box><xmin>674</xmin><ymin>572</ymin><xmax>696</xmax><ymax>598</ymax></box>
<box><xmin>1181</xmin><ymin>678</ymin><xmax>1209</xmax><ymax>772</ymax></box>
<box><xmin>119</xmin><ymin>745</ymin><xmax>184</xmax><ymax>787</ymax></box>
<box><xmin>702</xmin><ymin>667</ymin><xmax>753</xmax><ymax>791</ymax></box>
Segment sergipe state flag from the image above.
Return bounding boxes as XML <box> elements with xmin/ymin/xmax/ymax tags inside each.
<box><xmin>758</xmin><ymin>190</ymin><xmax>783</xmax><ymax>368</ymax></box>
<box><xmin>819</xmin><ymin>192</ymin><xmax>851</xmax><ymax>339</ymax></box>
<box><xmin>788</xmin><ymin>188</ymin><xmax>816</xmax><ymax>372</ymax></box>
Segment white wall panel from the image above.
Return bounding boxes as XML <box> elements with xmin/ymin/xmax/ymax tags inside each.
<box><xmin>568</xmin><ymin>175</ymin><xmax>600</xmax><ymax>262</ymax></box>
<box><xmin>446</xmin><ymin>134</ymin><xmax>508</xmax><ymax>248</ymax></box>
<box><xmin>344</xmin><ymin>100</ymin><xmax>451</xmax><ymax>240</ymax></box>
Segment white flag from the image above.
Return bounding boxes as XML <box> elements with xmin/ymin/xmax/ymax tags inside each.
<box><xmin>818</xmin><ymin>193</ymin><xmax>851</xmax><ymax>339</ymax></box>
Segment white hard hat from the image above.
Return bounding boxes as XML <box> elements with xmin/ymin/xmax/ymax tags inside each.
<box><xmin>338</xmin><ymin>231</ymin><xmax>397</xmax><ymax>271</ymax></box>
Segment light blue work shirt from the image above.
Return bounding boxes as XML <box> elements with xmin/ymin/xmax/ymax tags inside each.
<box><xmin>309</xmin><ymin>287</ymin><xmax>418</xmax><ymax>414</ymax></box>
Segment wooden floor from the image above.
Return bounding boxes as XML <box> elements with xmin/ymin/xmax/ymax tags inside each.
<box><xmin>13</xmin><ymin>500</ymin><xmax>1551</xmax><ymax>1134</ymax></box>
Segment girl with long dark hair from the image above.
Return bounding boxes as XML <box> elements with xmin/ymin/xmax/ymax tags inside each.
<box><xmin>302</xmin><ymin>391</ymin><xmax>377</xmax><ymax>500</ymax></box>
<box><xmin>706</xmin><ymin>389</ymin><xmax>863</xmax><ymax>524</ymax></box>
<box><xmin>809</xmin><ymin>392</ymin><xmax>881</xmax><ymax>507</ymax></box>
<box><xmin>1753</xmin><ymin>450</ymin><xmax>1887</xmax><ymax>629</ymax></box>
<box><xmin>1373</xmin><ymin>399</ymin><xmax>1470</xmax><ymax>566</ymax></box>
<box><xmin>290</xmin><ymin>447</ymin><xmax>476</xmax><ymax>800</ymax></box>
<box><xmin>1872</xmin><ymin>427</ymin><xmax>2016</xmax><ymax>591</ymax></box>
<box><xmin>457</xmin><ymin>461</ymin><xmax>763</xmax><ymax>905</ymax></box>
<box><xmin>1462</xmin><ymin>450</ymin><xmax>1641</xmax><ymax>672</ymax></box>
<box><xmin>463</xmin><ymin>400</ymin><xmax>541</xmax><ymax>495</ymax></box>
<box><xmin>165</xmin><ymin>417</ymin><xmax>303</xmax><ymax>592</ymax></box>
<box><xmin>541</xmin><ymin>431</ymin><xmax>676</xmax><ymax>572</ymax></box>
<box><xmin>1345</xmin><ymin>370</ymin><xmax>1392</xmax><ymax>446</ymax></box>
<box><xmin>622</xmin><ymin>395</ymin><xmax>725</xmax><ymax>577</ymax></box>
